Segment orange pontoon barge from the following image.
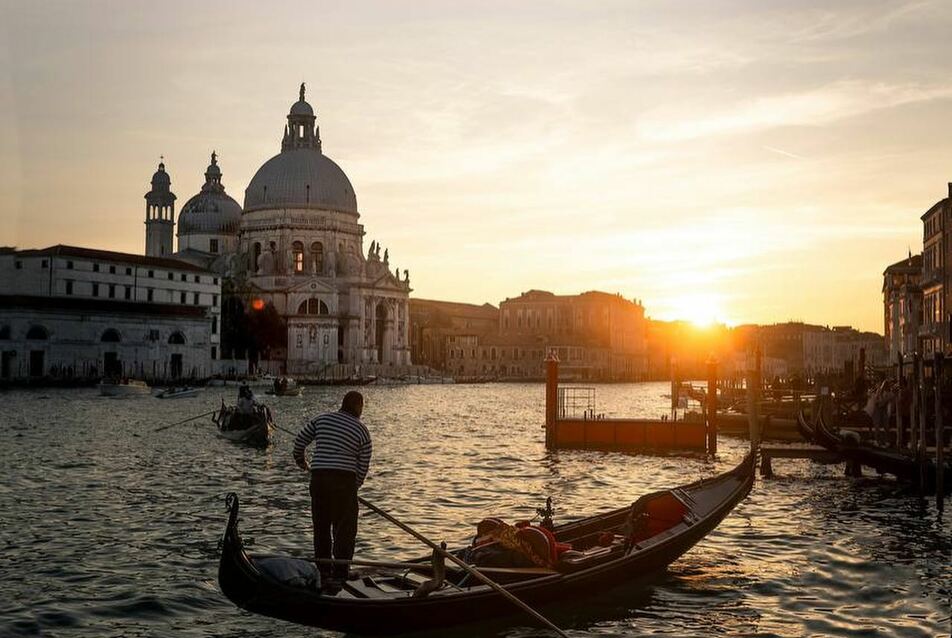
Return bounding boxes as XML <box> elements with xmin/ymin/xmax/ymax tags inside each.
<box><xmin>543</xmin><ymin>354</ymin><xmax>715</xmax><ymax>453</ymax></box>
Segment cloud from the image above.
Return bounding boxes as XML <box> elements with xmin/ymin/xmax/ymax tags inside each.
<box><xmin>637</xmin><ymin>80</ymin><xmax>952</xmax><ymax>142</ymax></box>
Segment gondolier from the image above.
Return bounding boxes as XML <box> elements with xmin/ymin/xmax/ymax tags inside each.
<box><xmin>293</xmin><ymin>391</ymin><xmax>372</xmax><ymax>590</ymax></box>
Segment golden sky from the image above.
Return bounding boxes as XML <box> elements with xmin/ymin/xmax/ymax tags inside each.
<box><xmin>3</xmin><ymin>1</ymin><xmax>951</xmax><ymax>332</ymax></box>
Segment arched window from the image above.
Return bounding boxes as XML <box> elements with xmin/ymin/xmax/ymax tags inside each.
<box><xmin>26</xmin><ymin>325</ymin><xmax>48</xmax><ymax>340</ymax></box>
<box><xmin>0</xmin><ymin>325</ymin><xmax>9</xmax><ymax>339</ymax></box>
<box><xmin>101</xmin><ymin>329</ymin><xmax>121</xmax><ymax>343</ymax></box>
<box><xmin>297</xmin><ymin>298</ymin><xmax>329</xmax><ymax>315</ymax></box>
<box><xmin>292</xmin><ymin>241</ymin><xmax>304</xmax><ymax>273</ymax></box>
<box><xmin>168</xmin><ymin>331</ymin><xmax>186</xmax><ymax>345</ymax></box>
<box><xmin>310</xmin><ymin>242</ymin><xmax>324</xmax><ymax>274</ymax></box>
<box><xmin>252</xmin><ymin>242</ymin><xmax>261</xmax><ymax>272</ymax></box>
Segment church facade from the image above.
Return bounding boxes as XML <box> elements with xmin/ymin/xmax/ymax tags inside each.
<box><xmin>151</xmin><ymin>85</ymin><xmax>411</xmax><ymax>375</ymax></box>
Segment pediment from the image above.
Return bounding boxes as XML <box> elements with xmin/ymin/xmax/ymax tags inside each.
<box><xmin>368</xmin><ymin>273</ymin><xmax>407</xmax><ymax>292</ymax></box>
<box><xmin>286</xmin><ymin>277</ymin><xmax>340</xmax><ymax>294</ymax></box>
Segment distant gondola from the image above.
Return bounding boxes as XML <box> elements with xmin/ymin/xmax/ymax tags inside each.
<box><xmin>155</xmin><ymin>386</ymin><xmax>200</xmax><ymax>399</ymax></box>
<box><xmin>213</xmin><ymin>402</ymin><xmax>274</xmax><ymax>448</ymax></box>
<box><xmin>265</xmin><ymin>377</ymin><xmax>304</xmax><ymax>397</ymax></box>
<box><xmin>218</xmin><ymin>451</ymin><xmax>755</xmax><ymax>635</ymax></box>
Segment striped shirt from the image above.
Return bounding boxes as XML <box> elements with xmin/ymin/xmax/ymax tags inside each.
<box><xmin>293</xmin><ymin>410</ymin><xmax>372</xmax><ymax>486</ymax></box>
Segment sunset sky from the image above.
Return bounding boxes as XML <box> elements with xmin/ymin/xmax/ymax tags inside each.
<box><xmin>3</xmin><ymin>1</ymin><xmax>951</xmax><ymax>332</ymax></box>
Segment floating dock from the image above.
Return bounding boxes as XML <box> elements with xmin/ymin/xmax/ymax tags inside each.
<box><xmin>543</xmin><ymin>354</ymin><xmax>714</xmax><ymax>453</ymax></box>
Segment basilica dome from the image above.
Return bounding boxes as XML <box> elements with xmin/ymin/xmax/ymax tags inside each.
<box><xmin>243</xmin><ymin>84</ymin><xmax>358</xmax><ymax>215</ymax></box>
<box><xmin>178</xmin><ymin>152</ymin><xmax>242</xmax><ymax>236</ymax></box>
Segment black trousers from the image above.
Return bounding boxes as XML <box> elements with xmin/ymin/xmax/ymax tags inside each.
<box><xmin>309</xmin><ymin>469</ymin><xmax>358</xmax><ymax>580</ymax></box>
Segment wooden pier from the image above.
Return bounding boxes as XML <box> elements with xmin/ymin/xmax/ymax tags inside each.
<box><xmin>759</xmin><ymin>445</ymin><xmax>847</xmax><ymax>479</ymax></box>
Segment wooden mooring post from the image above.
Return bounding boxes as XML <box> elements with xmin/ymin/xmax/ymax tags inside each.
<box><xmin>896</xmin><ymin>351</ymin><xmax>904</xmax><ymax>450</ymax></box>
<box><xmin>706</xmin><ymin>358</ymin><xmax>717</xmax><ymax>455</ymax></box>
<box><xmin>544</xmin><ymin>351</ymin><xmax>559</xmax><ymax>449</ymax></box>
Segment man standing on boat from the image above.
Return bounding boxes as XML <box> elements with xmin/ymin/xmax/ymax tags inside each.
<box><xmin>293</xmin><ymin>391</ymin><xmax>372</xmax><ymax>588</ymax></box>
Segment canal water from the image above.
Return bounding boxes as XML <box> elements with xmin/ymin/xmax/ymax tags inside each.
<box><xmin>1</xmin><ymin>383</ymin><xmax>949</xmax><ymax>637</ymax></box>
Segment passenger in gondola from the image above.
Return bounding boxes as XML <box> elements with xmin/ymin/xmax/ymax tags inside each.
<box><xmin>293</xmin><ymin>391</ymin><xmax>373</xmax><ymax>592</ymax></box>
<box><xmin>237</xmin><ymin>383</ymin><xmax>257</xmax><ymax>414</ymax></box>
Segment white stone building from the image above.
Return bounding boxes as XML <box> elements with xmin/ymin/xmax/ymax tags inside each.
<box><xmin>0</xmin><ymin>246</ymin><xmax>221</xmax><ymax>380</ymax></box>
<box><xmin>153</xmin><ymin>84</ymin><xmax>412</xmax><ymax>375</ymax></box>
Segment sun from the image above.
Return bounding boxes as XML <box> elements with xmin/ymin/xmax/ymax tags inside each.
<box><xmin>664</xmin><ymin>293</ymin><xmax>728</xmax><ymax>328</ymax></box>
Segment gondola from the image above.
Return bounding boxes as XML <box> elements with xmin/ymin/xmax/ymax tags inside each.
<box><xmin>795</xmin><ymin>409</ymin><xmax>817</xmax><ymax>445</ymax></box>
<box><xmin>812</xmin><ymin>408</ymin><xmax>843</xmax><ymax>451</ymax></box>
<box><xmin>264</xmin><ymin>377</ymin><xmax>304</xmax><ymax>397</ymax></box>
<box><xmin>155</xmin><ymin>386</ymin><xmax>200</xmax><ymax>399</ymax></box>
<box><xmin>218</xmin><ymin>450</ymin><xmax>755</xmax><ymax>635</ymax></box>
<box><xmin>815</xmin><ymin>411</ymin><xmax>949</xmax><ymax>490</ymax></box>
<box><xmin>212</xmin><ymin>402</ymin><xmax>274</xmax><ymax>448</ymax></box>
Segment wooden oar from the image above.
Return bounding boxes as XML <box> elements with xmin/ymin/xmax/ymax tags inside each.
<box><xmin>358</xmin><ymin>496</ymin><xmax>570</xmax><ymax>638</ymax></box>
<box><xmin>153</xmin><ymin>410</ymin><xmax>217</xmax><ymax>432</ymax></box>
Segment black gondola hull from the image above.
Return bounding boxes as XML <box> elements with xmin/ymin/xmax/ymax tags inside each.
<box><xmin>218</xmin><ymin>454</ymin><xmax>755</xmax><ymax>634</ymax></box>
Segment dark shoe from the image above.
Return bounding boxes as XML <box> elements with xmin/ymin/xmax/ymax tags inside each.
<box><xmin>321</xmin><ymin>578</ymin><xmax>343</xmax><ymax>595</ymax></box>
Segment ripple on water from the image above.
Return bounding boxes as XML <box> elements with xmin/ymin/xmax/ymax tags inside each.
<box><xmin>1</xmin><ymin>384</ymin><xmax>949</xmax><ymax>638</ymax></box>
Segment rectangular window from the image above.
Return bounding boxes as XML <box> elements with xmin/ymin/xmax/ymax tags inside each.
<box><xmin>147</xmin><ymin>288</ymin><xmax>154</xmax><ymax>302</ymax></box>
<box><xmin>212</xmin><ymin>316</ymin><xmax>218</xmax><ymax>334</ymax></box>
<box><xmin>148</xmin><ymin>270</ymin><xmax>154</xmax><ymax>278</ymax></box>
<box><xmin>211</xmin><ymin>346</ymin><xmax>217</xmax><ymax>360</ymax></box>
<box><xmin>213</xmin><ymin>277</ymin><xmax>218</xmax><ymax>285</ymax></box>
<box><xmin>126</xmin><ymin>267</ymin><xmax>132</xmax><ymax>275</ymax></box>
<box><xmin>108</xmin><ymin>284</ymin><xmax>115</xmax><ymax>299</ymax></box>
<box><xmin>66</xmin><ymin>281</ymin><xmax>73</xmax><ymax>295</ymax></box>
<box><xmin>109</xmin><ymin>265</ymin><xmax>116</xmax><ymax>274</ymax></box>
<box><xmin>181</xmin><ymin>274</ymin><xmax>186</xmax><ymax>282</ymax></box>
<box><xmin>67</xmin><ymin>261</ymin><xmax>74</xmax><ymax>269</ymax></box>
<box><xmin>15</xmin><ymin>261</ymin><xmax>21</xmax><ymax>269</ymax></box>
<box><xmin>92</xmin><ymin>283</ymin><xmax>99</xmax><ymax>297</ymax></box>
<box><xmin>194</xmin><ymin>275</ymin><xmax>200</xmax><ymax>283</ymax></box>
<box><xmin>193</xmin><ymin>292</ymin><xmax>199</xmax><ymax>305</ymax></box>
<box><xmin>209</xmin><ymin>239</ymin><xmax>219</xmax><ymax>254</ymax></box>
<box><xmin>168</xmin><ymin>272</ymin><xmax>174</xmax><ymax>280</ymax></box>
<box><xmin>124</xmin><ymin>286</ymin><xmax>131</xmax><ymax>300</ymax></box>
<box><xmin>180</xmin><ymin>292</ymin><xmax>186</xmax><ymax>304</ymax></box>
<box><xmin>41</xmin><ymin>259</ymin><xmax>48</xmax><ymax>268</ymax></box>
<box><xmin>93</xmin><ymin>264</ymin><xmax>100</xmax><ymax>272</ymax></box>
<box><xmin>212</xmin><ymin>294</ymin><xmax>218</xmax><ymax>306</ymax></box>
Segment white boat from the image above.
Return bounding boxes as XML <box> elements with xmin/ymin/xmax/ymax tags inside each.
<box><xmin>155</xmin><ymin>386</ymin><xmax>201</xmax><ymax>399</ymax></box>
<box><xmin>99</xmin><ymin>379</ymin><xmax>151</xmax><ymax>397</ymax></box>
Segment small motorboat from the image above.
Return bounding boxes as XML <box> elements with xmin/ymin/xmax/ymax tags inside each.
<box><xmin>213</xmin><ymin>401</ymin><xmax>275</xmax><ymax>448</ymax></box>
<box><xmin>218</xmin><ymin>450</ymin><xmax>755</xmax><ymax>634</ymax></box>
<box><xmin>265</xmin><ymin>377</ymin><xmax>303</xmax><ymax>397</ymax></box>
<box><xmin>155</xmin><ymin>386</ymin><xmax>200</xmax><ymax>399</ymax></box>
<box><xmin>99</xmin><ymin>378</ymin><xmax>150</xmax><ymax>397</ymax></box>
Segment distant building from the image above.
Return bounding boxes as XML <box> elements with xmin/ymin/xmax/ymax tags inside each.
<box><xmin>497</xmin><ymin>290</ymin><xmax>647</xmax><ymax>381</ymax></box>
<box><xmin>0</xmin><ymin>245</ymin><xmax>220</xmax><ymax>381</ymax></box>
<box><xmin>151</xmin><ymin>85</ymin><xmax>412</xmax><ymax>375</ymax></box>
<box><xmin>882</xmin><ymin>253</ymin><xmax>922</xmax><ymax>361</ymax></box>
<box><xmin>920</xmin><ymin>193</ymin><xmax>946</xmax><ymax>356</ymax></box>
<box><xmin>734</xmin><ymin>321</ymin><xmax>884</xmax><ymax>377</ymax></box>
<box><xmin>408</xmin><ymin>299</ymin><xmax>498</xmax><ymax>371</ymax></box>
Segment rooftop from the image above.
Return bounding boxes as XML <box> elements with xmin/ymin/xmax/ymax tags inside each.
<box><xmin>12</xmin><ymin>245</ymin><xmax>213</xmax><ymax>273</ymax></box>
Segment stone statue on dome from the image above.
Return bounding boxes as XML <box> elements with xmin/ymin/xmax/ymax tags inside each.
<box><xmin>300</xmin><ymin>82</ymin><xmax>306</xmax><ymax>102</ymax></box>
<box><xmin>383</xmin><ymin>248</ymin><xmax>389</xmax><ymax>265</ymax></box>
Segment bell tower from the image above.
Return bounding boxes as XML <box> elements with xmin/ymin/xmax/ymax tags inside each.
<box><xmin>144</xmin><ymin>159</ymin><xmax>177</xmax><ymax>257</ymax></box>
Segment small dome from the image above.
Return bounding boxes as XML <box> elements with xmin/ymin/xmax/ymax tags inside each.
<box><xmin>244</xmin><ymin>149</ymin><xmax>357</xmax><ymax>214</ymax></box>
<box><xmin>290</xmin><ymin>100</ymin><xmax>314</xmax><ymax>117</ymax></box>
<box><xmin>178</xmin><ymin>191</ymin><xmax>242</xmax><ymax>235</ymax></box>
<box><xmin>152</xmin><ymin>162</ymin><xmax>171</xmax><ymax>186</ymax></box>
<box><xmin>178</xmin><ymin>152</ymin><xmax>241</xmax><ymax>236</ymax></box>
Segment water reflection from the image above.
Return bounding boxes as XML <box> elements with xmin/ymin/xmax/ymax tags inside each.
<box><xmin>0</xmin><ymin>383</ymin><xmax>948</xmax><ymax>637</ymax></box>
